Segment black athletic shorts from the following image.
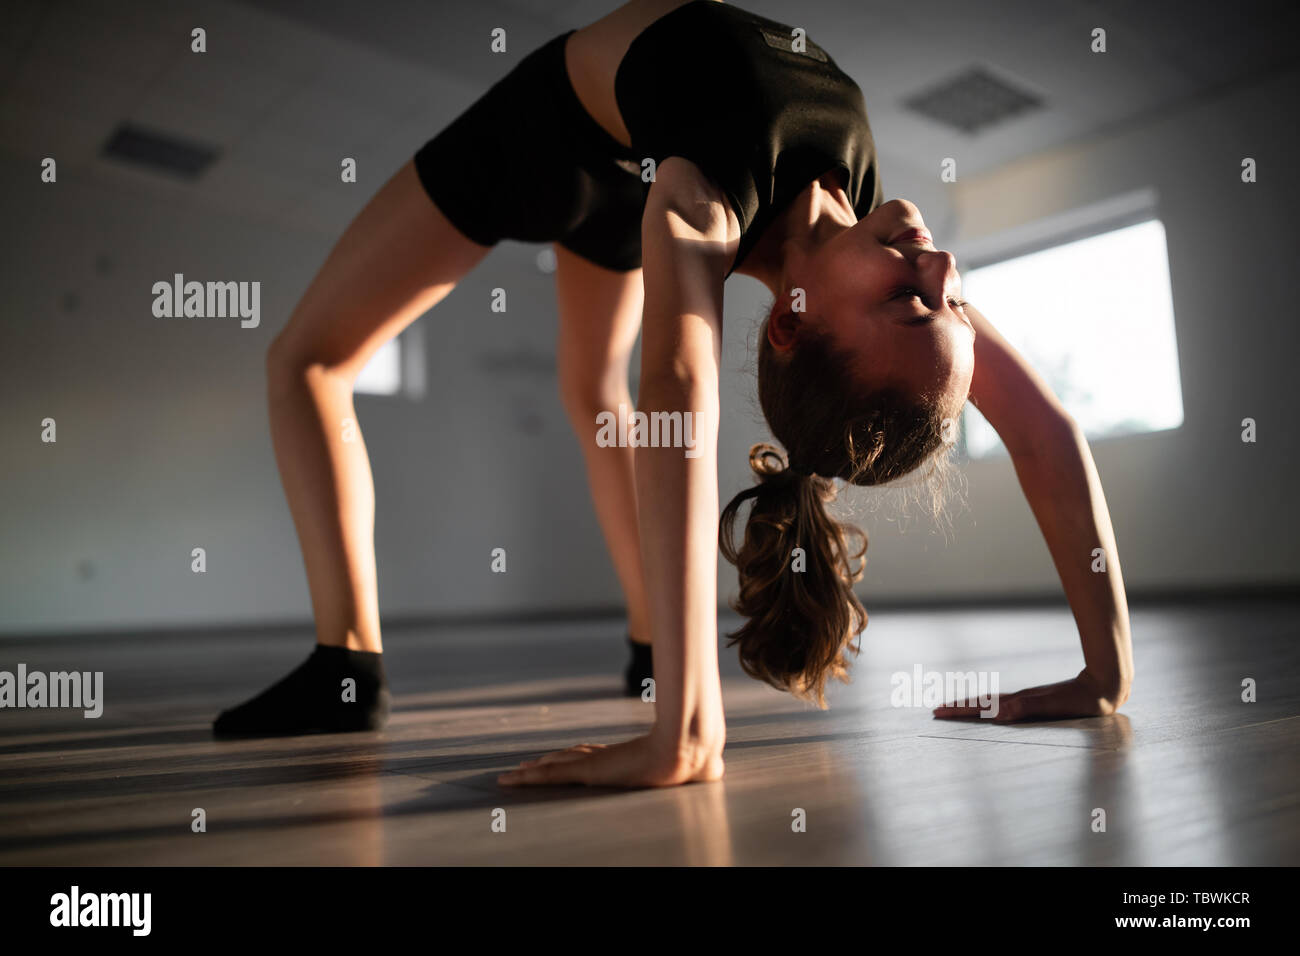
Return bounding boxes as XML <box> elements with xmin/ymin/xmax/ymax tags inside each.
<box><xmin>413</xmin><ymin>31</ymin><xmax>647</xmax><ymax>272</ymax></box>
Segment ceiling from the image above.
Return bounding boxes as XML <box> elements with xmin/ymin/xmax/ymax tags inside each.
<box><xmin>2</xmin><ymin>0</ymin><xmax>1297</xmax><ymax>239</ymax></box>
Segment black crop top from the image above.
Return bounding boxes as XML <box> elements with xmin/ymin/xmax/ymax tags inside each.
<box><xmin>614</xmin><ymin>0</ymin><xmax>884</xmax><ymax>277</ymax></box>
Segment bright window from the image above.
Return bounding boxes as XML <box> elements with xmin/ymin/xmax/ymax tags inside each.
<box><xmin>961</xmin><ymin>218</ymin><xmax>1183</xmax><ymax>457</ymax></box>
<box><xmin>354</xmin><ymin>337</ymin><xmax>401</xmax><ymax>396</ymax></box>
<box><xmin>353</xmin><ymin>324</ymin><xmax>425</xmax><ymax>399</ymax></box>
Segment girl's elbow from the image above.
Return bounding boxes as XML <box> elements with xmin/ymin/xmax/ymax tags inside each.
<box><xmin>1005</xmin><ymin>409</ymin><xmax>1084</xmax><ymax>460</ymax></box>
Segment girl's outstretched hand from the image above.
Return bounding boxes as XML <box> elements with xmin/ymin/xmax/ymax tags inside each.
<box><xmin>932</xmin><ymin>670</ymin><xmax>1129</xmax><ymax>723</ymax></box>
<box><xmin>497</xmin><ymin>734</ymin><xmax>724</xmax><ymax>789</ymax></box>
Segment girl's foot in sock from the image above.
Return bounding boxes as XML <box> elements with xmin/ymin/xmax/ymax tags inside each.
<box><xmin>213</xmin><ymin>645</ymin><xmax>390</xmax><ymax>737</ymax></box>
<box><xmin>624</xmin><ymin>635</ymin><xmax>653</xmax><ymax>697</ymax></box>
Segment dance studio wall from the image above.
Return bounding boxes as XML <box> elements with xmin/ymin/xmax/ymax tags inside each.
<box><xmin>2</xmin><ymin>65</ymin><xmax>1296</xmax><ymax>635</ymax></box>
<box><xmin>0</xmin><ymin>162</ymin><xmax>627</xmax><ymax>634</ymax></box>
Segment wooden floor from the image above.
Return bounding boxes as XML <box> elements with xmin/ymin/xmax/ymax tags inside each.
<box><xmin>1</xmin><ymin>599</ymin><xmax>1297</xmax><ymax>865</ymax></box>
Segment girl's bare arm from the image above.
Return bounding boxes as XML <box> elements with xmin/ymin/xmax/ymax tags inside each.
<box><xmin>936</xmin><ymin>301</ymin><xmax>1134</xmax><ymax>721</ymax></box>
<box><xmin>499</xmin><ymin>158</ymin><xmax>735</xmax><ymax>785</ymax></box>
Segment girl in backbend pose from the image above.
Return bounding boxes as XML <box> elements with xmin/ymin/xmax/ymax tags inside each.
<box><xmin>215</xmin><ymin>0</ymin><xmax>1134</xmax><ymax>786</ymax></box>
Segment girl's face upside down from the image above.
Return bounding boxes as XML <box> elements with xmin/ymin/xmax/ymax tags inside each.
<box><xmin>770</xmin><ymin>198</ymin><xmax>976</xmax><ymax>417</ymax></box>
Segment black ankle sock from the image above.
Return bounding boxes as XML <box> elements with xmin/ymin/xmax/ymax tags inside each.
<box><xmin>624</xmin><ymin>635</ymin><xmax>653</xmax><ymax>697</ymax></box>
<box><xmin>213</xmin><ymin>645</ymin><xmax>390</xmax><ymax>738</ymax></box>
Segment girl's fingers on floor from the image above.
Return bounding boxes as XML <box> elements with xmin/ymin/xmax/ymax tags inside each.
<box><xmin>534</xmin><ymin>746</ymin><xmax>600</xmax><ymax>765</ymax></box>
<box><xmin>932</xmin><ymin>705</ymin><xmax>982</xmax><ymax>718</ymax></box>
<box><xmin>498</xmin><ymin>761</ymin><xmax>585</xmax><ymax>787</ymax></box>
<box><xmin>934</xmin><ymin>693</ymin><xmax>1016</xmax><ymax>719</ymax></box>
<box><xmin>515</xmin><ymin>744</ymin><xmax>608</xmax><ymax>771</ymax></box>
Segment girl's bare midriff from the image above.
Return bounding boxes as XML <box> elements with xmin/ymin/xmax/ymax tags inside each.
<box><xmin>565</xmin><ymin>0</ymin><xmax>722</xmax><ymax>149</ymax></box>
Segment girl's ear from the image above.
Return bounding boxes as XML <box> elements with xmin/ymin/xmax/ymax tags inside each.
<box><xmin>767</xmin><ymin>308</ymin><xmax>801</xmax><ymax>351</ymax></box>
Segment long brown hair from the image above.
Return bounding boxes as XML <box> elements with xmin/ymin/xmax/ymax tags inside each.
<box><xmin>719</xmin><ymin>318</ymin><xmax>953</xmax><ymax>708</ymax></box>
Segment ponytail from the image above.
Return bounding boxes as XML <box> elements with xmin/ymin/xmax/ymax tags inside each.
<box><xmin>719</xmin><ymin>443</ymin><xmax>868</xmax><ymax>709</ymax></box>
<box><xmin>721</xmin><ymin>308</ymin><xmax>955</xmax><ymax>707</ymax></box>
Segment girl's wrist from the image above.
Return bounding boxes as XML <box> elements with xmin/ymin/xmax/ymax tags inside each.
<box><xmin>650</xmin><ymin>698</ymin><xmax>726</xmax><ymax>754</ymax></box>
<box><xmin>1077</xmin><ymin>666</ymin><xmax>1132</xmax><ymax>706</ymax></box>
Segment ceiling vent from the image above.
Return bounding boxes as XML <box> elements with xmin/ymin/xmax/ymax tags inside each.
<box><xmin>902</xmin><ymin>66</ymin><xmax>1044</xmax><ymax>134</ymax></box>
<box><xmin>100</xmin><ymin>123</ymin><xmax>219</xmax><ymax>180</ymax></box>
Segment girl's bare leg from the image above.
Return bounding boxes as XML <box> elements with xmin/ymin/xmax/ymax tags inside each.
<box><xmin>213</xmin><ymin>161</ymin><xmax>489</xmax><ymax>736</ymax></box>
<box><xmin>553</xmin><ymin>244</ymin><xmax>652</xmax><ymax>648</ymax></box>
<box><xmin>267</xmin><ymin>161</ymin><xmax>490</xmax><ymax>653</ymax></box>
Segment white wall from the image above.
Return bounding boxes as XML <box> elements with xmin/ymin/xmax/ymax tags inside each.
<box><xmin>0</xmin><ymin>158</ymin><xmax>624</xmax><ymax>633</ymax></box>
<box><xmin>2</xmin><ymin>65</ymin><xmax>1297</xmax><ymax>635</ymax></box>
